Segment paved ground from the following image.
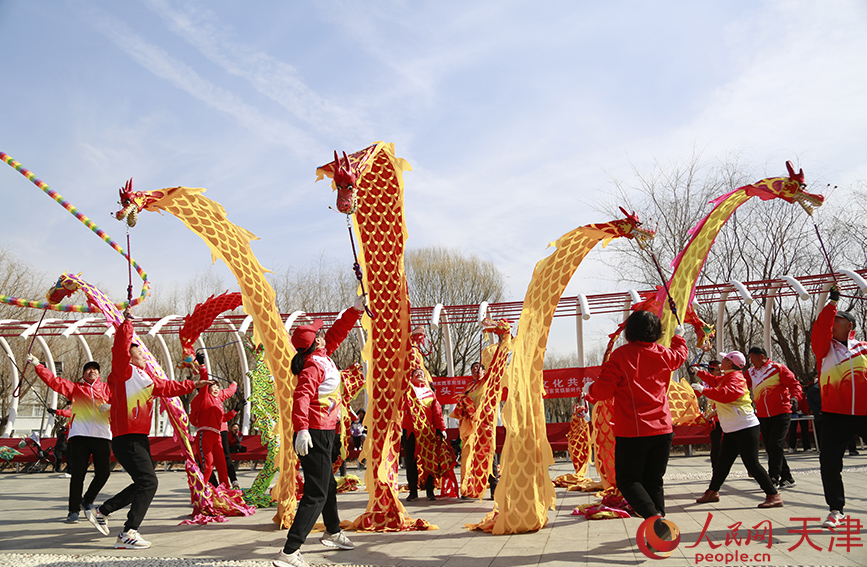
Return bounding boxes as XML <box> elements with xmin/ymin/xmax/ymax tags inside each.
<box><xmin>1</xmin><ymin>449</ymin><xmax>865</xmax><ymax>567</ymax></box>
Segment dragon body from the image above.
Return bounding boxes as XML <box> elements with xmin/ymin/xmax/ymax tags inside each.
<box><xmin>473</xmin><ymin>213</ymin><xmax>653</xmax><ymax>534</ymax></box>
<box><xmin>317</xmin><ymin>142</ymin><xmax>432</xmax><ymax>531</ymax></box>
<box><xmin>118</xmin><ymin>185</ymin><xmax>300</xmax><ymax>527</ymax></box>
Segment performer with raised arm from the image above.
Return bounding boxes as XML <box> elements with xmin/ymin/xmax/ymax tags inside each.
<box><xmin>92</xmin><ymin>308</ymin><xmax>211</xmax><ymax>549</ymax></box>
<box><xmin>811</xmin><ymin>286</ymin><xmax>867</xmax><ymax>529</ymax></box>
<box><xmin>29</xmin><ymin>357</ymin><xmax>111</xmax><ymax>526</ymax></box>
<box><xmin>190</xmin><ymin>355</ymin><xmax>238</xmax><ymax>489</ymax></box>
<box><xmin>584</xmin><ymin>310</ymin><xmax>687</xmax><ymax>539</ymax></box>
<box><xmin>692</xmin><ymin>351</ymin><xmax>782</xmax><ymax>508</ymax></box>
<box><xmin>274</xmin><ymin>295</ymin><xmax>366</xmax><ymax>567</ymax></box>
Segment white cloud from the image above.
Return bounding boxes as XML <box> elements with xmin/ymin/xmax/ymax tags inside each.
<box><xmin>85</xmin><ymin>4</ymin><xmax>323</xmax><ymax>161</ymax></box>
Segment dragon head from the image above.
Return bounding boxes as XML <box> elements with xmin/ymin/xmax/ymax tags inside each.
<box><xmin>480</xmin><ymin>317</ymin><xmax>512</xmax><ymax>337</ymax></box>
<box><xmin>45</xmin><ymin>275</ymin><xmax>80</xmax><ymax>305</ymax></box>
<box><xmin>749</xmin><ymin>161</ymin><xmax>824</xmax><ymax>215</ymax></box>
<box><xmin>177</xmin><ymin>349</ymin><xmax>198</xmax><ymax>372</ymax></box>
<box><xmin>610</xmin><ymin>207</ymin><xmax>656</xmax><ymax>242</ymax></box>
<box><xmin>333</xmin><ymin>150</ymin><xmax>358</xmax><ymax>214</ymax></box>
<box><xmin>113</xmin><ymin>178</ymin><xmax>161</xmax><ymax>227</ymax></box>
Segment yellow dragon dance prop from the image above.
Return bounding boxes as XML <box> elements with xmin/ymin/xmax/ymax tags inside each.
<box><xmin>552</xmin><ymin>399</ymin><xmax>601</xmax><ymax>492</ymax></box>
<box><xmin>658</xmin><ymin>161</ymin><xmax>823</xmax><ymax>345</ymax></box>
<box><xmin>117</xmin><ymin>186</ymin><xmax>301</xmax><ymax>528</ymax></box>
<box><xmin>590</xmin><ymin>162</ymin><xmax>824</xmax><ymax>493</ymax></box>
<box><xmin>472</xmin><ymin>211</ymin><xmax>653</xmax><ymax>534</ymax></box>
<box><xmin>451</xmin><ymin>318</ymin><xmax>513</xmax><ymax>501</ymax></box>
<box><xmin>317</xmin><ymin>143</ymin><xmax>433</xmax><ymax>531</ymax></box>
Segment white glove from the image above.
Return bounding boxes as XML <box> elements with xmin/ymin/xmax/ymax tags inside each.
<box><xmin>294</xmin><ymin>429</ymin><xmax>313</xmax><ymax>456</ymax></box>
<box><xmin>26</xmin><ymin>353</ymin><xmax>39</xmax><ymax>366</ymax></box>
<box><xmin>98</xmin><ymin>403</ymin><xmax>111</xmax><ymax>413</ymax></box>
<box><xmin>674</xmin><ymin>325</ymin><xmax>686</xmax><ymax>336</ymax></box>
<box><xmin>691</xmin><ymin>383</ymin><xmax>705</xmax><ymax>394</ymax></box>
<box><xmin>353</xmin><ymin>294</ymin><xmax>368</xmax><ymax>312</ymax></box>
<box><xmin>582</xmin><ymin>381</ymin><xmax>592</xmax><ymax>395</ymax></box>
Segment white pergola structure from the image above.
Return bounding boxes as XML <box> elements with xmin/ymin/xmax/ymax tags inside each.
<box><xmin>1</xmin><ymin>269</ymin><xmax>864</xmax><ymax>438</ymax></box>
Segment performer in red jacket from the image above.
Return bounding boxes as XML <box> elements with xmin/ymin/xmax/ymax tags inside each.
<box><xmin>190</xmin><ymin>371</ymin><xmax>237</xmax><ymax>488</ymax></box>
<box><xmin>274</xmin><ymin>296</ymin><xmax>365</xmax><ymax>567</ymax></box>
<box><xmin>811</xmin><ymin>286</ymin><xmax>867</xmax><ymax>529</ymax></box>
<box><xmin>585</xmin><ymin>310</ymin><xmax>687</xmax><ymax>537</ymax></box>
<box><xmin>94</xmin><ymin>309</ymin><xmax>211</xmax><ymax>550</ymax></box>
<box><xmin>30</xmin><ymin>358</ymin><xmax>111</xmax><ymax>525</ymax></box>
<box><xmin>744</xmin><ymin>346</ymin><xmax>802</xmax><ymax>489</ymax></box>
<box><xmin>692</xmin><ymin>351</ymin><xmax>782</xmax><ymax>508</ymax></box>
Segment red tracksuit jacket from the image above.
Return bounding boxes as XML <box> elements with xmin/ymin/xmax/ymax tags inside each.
<box><xmin>587</xmin><ymin>334</ymin><xmax>687</xmax><ymax>437</ymax></box>
<box><xmin>745</xmin><ymin>360</ymin><xmax>802</xmax><ymax>418</ymax></box>
<box><xmin>292</xmin><ymin>307</ymin><xmax>361</xmax><ymax>432</ymax></box>
<box><xmin>107</xmin><ymin>319</ymin><xmax>197</xmax><ymax>436</ymax></box>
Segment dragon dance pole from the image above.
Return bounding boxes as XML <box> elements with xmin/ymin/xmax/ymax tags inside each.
<box><xmin>0</xmin><ymin>152</ymin><xmax>149</xmax><ymax>311</ymax></box>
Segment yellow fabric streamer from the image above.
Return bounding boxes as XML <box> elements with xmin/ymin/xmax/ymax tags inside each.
<box><xmin>472</xmin><ymin>215</ymin><xmax>649</xmax><ymax>534</ymax></box>
<box><xmin>140</xmin><ymin>186</ymin><xmax>300</xmax><ymax>528</ymax></box>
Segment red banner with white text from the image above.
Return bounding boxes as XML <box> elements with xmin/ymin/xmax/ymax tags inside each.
<box><xmin>432</xmin><ymin>366</ymin><xmax>600</xmax><ymax>405</ymax></box>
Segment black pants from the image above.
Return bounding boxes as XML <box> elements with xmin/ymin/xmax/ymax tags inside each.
<box><xmin>53</xmin><ymin>443</ymin><xmax>67</xmax><ymax>473</ymax></box>
<box><xmin>100</xmin><ymin>434</ymin><xmax>158</xmax><ymax>532</ymax></box>
<box><xmin>759</xmin><ymin>413</ymin><xmax>792</xmax><ymax>482</ymax></box>
<box><xmin>709</xmin><ymin>425</ymin><xmax>777</xmax><ymax>495</ymax></box>
<box><xmin>709</xmin><ymin>422</ymin><xmax>723</xmax><ymax>470</ymax></box>
<box><xmin>66</xmin><ymin>436</ymin><xmax>112</xmax><ymax>513</ymax></box>
<box><xmin>615</xmin><ymin>434</ymin><xmax>672</xmax><ymax>518</ymax></box>
<box><xmin>283</xmin><ymin>430</ymin><xmax>341</xmax><ymax>554</ymax></box>
<box><xmin>402</xmin><ymin>430</ymin><xmax>434</xmax><ymax>498</ymax></box>
<box><xmin>489</xmin><ymin>453</ymin><xmax>499</xmax><ymax>495</ymax></box>
<box><xmin>819</xmin><ymin>412</ymin><xmax>867</xmax><ymax>513</ymax></box>
<box><xmin>788</xmin><ymin>415</ymin><xmax>812</xmax><ymax>451</ymax></box>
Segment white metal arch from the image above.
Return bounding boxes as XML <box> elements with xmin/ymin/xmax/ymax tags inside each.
<box><xmin>432</xmin><ymin>304</ymin><xmax>457</xmax><ymax>427</ymax></box>
<box><xmin>0</xmin><ymin>336</ymin><xmax>20</xmax><ymax>438</ymax></box>
<box><xmin>840</xmin><ymin>269</ymin><xmax>867</xmax><ymax>293</ymax></box>
<box><xmin>217</xmin><ymin>316</ymin><xmax>252</xmax><ymax>434</ymax></box>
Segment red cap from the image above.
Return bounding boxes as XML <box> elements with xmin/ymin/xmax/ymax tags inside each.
<box><xmin>291</xmin><ymin>319</ymin><xmax>324</xmax><ymax>350</ymax></box>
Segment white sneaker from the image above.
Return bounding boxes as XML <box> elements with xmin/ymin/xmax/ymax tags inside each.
<box><xmin>822</xmin><ymin>510</ymin><xmax>845</xmax><ymax>529</ymax></box>
<box><xmin>320</xmin><ymin>530</ymin><xmax>355</xmax><ymax>550</ymax></box>
<box><xmin>273</xmin><ymin>550</ymin><xmax>310</xmax><ymax>567</ymax></box>
<box><xmin>83</xmin><ymin>505</ymin><xmax>110</xmax><ymax>536</ymax></box>
<box><xmin>114</xmin><ymin>529</ymin><xmax>151</xmax><ymax>549</ymax></box>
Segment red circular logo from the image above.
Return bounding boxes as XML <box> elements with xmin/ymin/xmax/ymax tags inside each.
<box><xmin>636</xmin><ymin>516</ymin><xmax>681</xmax><ymax>559</ymax></box>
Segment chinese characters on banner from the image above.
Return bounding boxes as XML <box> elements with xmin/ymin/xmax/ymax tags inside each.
<box><xmin>432</xmin><ymin>366</ymin><xmax>601</xmax><ymax>405</ymax></box>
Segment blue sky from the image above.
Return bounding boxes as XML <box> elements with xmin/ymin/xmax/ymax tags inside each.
<box><xmin>1</xmin><ymin>1</ymin><xmax>866</xmax><ymax>354</ymax></box>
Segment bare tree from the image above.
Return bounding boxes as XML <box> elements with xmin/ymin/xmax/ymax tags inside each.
<box><xmin>268</xmin><ymin>252</ymin><xmax>362</xmax><ymax>371</ymax></box>
<box><xmin>405</xmin><ymin>246</ymin><xmax>507</xmax><ymax>377</ymax></box>
<box><xmin>597</xmin><ymin>153</ymin><xmax>860</xmax><ymax>379</ymax></box>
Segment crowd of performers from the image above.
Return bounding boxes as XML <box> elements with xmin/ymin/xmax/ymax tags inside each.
<box><xmin>582</xmin><ymin>285</ymin><xmax>867</xmax><ymax>544</ymax></box>
<box><xmin>23</xmin><ymin>287</ymin><xmax>866</xmax><ymax>566</ymax></box>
